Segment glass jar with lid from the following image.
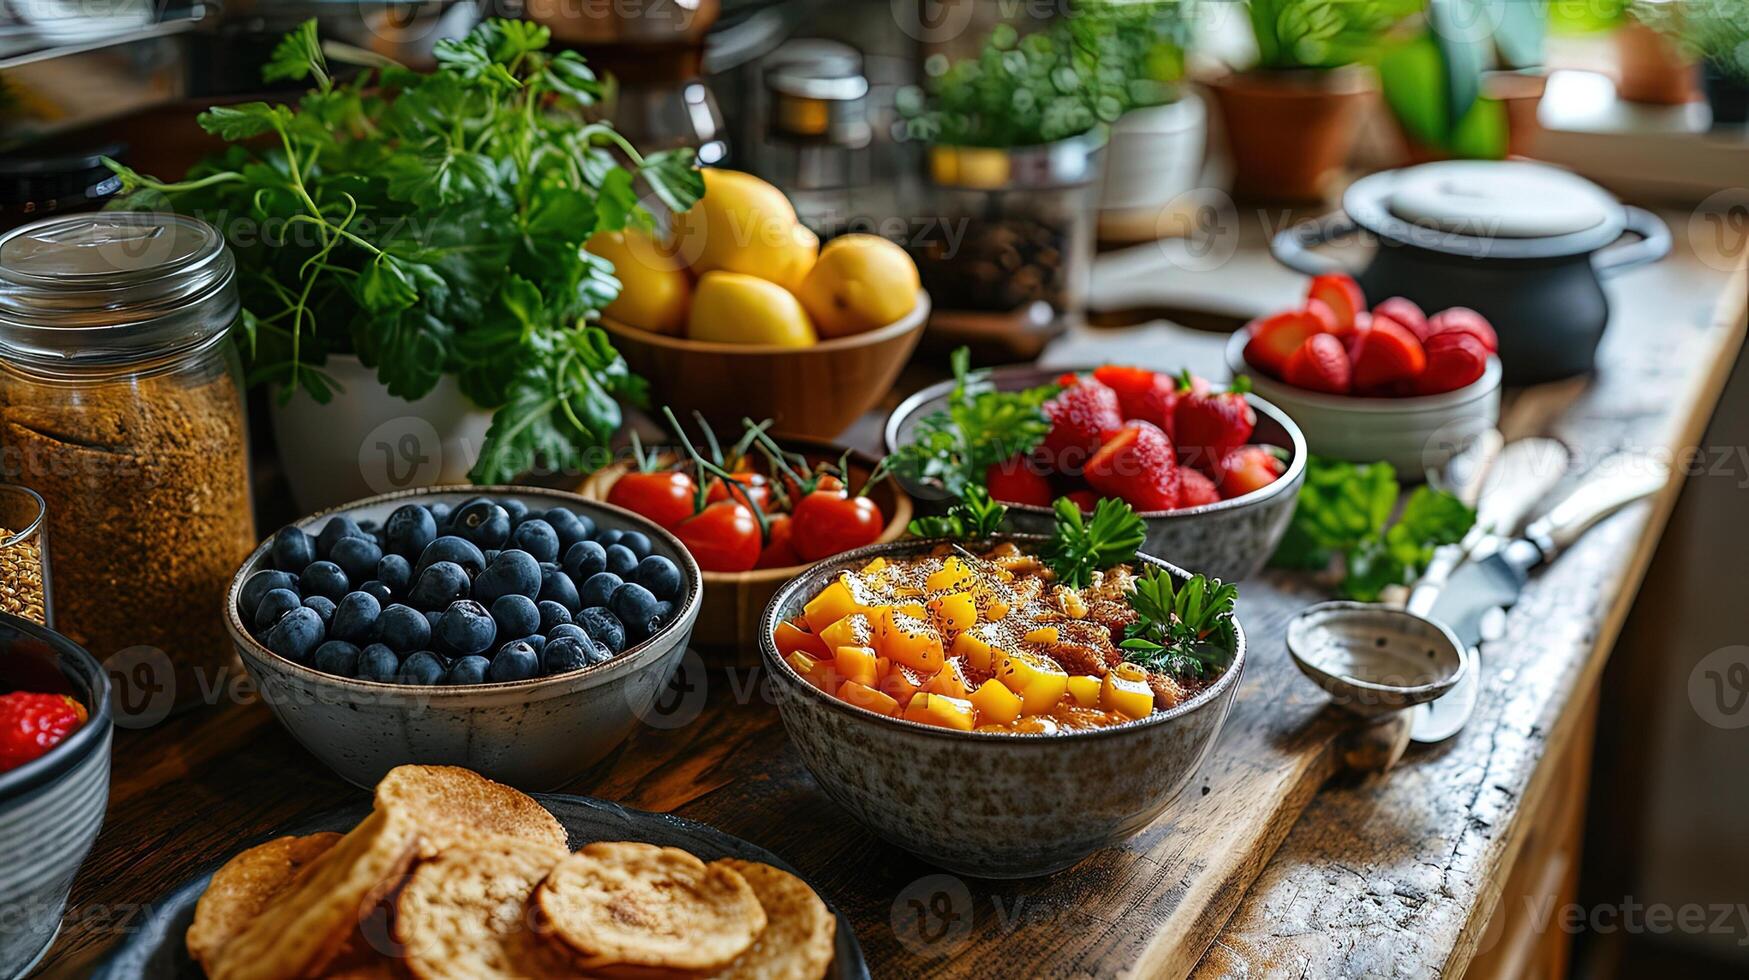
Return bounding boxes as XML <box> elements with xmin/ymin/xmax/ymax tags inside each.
<box><xmin>0</xmin><ymin>212</ymin><xmax>255</xmax><ymax>711</ymax></box>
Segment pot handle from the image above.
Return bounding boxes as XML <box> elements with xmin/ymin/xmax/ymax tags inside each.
<box><xmin>1592</xmin><ymin>207</ymin><xmax>1671</xmax><ymax>279</ymax></box>
<box><xmin>1270</xmin><ymin>213</ymin><xmax>1362</xmax><ymax>277</ymax></box>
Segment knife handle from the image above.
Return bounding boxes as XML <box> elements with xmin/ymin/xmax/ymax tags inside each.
<box><xmin>1524</xmin><ymin>454</ymin><xmax>1670</xmax><ymax>557</ymax></box>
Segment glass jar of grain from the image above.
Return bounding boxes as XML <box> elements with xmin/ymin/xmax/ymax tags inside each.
<box><xmin>0</xmin><ymin>213</ymin><xmax>254</xmax><ymax>711</ymax></box>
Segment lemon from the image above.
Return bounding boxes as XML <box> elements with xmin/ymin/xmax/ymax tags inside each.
<box><xmin>586</xmin><ymin>229</ymin><xmax>691</xmax><ymax>336</ymax></box>
<box><xmin>674</xmin><ymin>169</ymin><xmax>818</xmax><ymax>291</ymax></box>
<box><xmin>688</xmin><ymin>271</ymin><xmax>817</xmax><ymax>347</ymax></box>
<box><xmin>797</xmin><ymin>234</ymin><xmax>920</xmax><ymax>338</ymax></box>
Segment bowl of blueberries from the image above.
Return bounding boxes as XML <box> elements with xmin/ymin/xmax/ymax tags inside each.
<box><xmin>225</xmin><ymin>486</ymin><xmax>701</xmax><ymax>791</ymax></box>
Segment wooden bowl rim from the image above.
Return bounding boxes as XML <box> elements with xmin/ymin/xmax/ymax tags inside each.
<box><xmin>601</xmin><ymin>289</ymin><xmax>930</xmax><ymax>355</ymax></box>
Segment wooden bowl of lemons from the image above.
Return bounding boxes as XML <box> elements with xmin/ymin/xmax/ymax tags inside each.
<box><xmin>594</xmin><ymin>169</ymin><xmax>930</xmax><ymax>440</ymax></box>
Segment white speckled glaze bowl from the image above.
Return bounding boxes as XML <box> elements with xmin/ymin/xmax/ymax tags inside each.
<box><xmin>1224</xmin><ymin>329</ymin><xmax>1501</xmax><ymax>478</ymax></box>
<box><xmin>760</xmin><ymin>536</ymin><xmax>1246</xmax><ymax>879</ymax></box>
<box><xmin>224</xmin><ymin>486</ymin><xmax>701</xmax><ymax>792</ymax></box>
<box><xmin>885</xmin><ymin>365</ymin><xmax>1307</xmax><ymax>582</ymax></box>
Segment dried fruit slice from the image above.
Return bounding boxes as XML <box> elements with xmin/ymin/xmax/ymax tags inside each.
<box><xmin>394</xmin><ymin>837</ymin><xmax>573</xmax><ymax>980</ymax></box>
<box><xmin>710</xmin><ymin>859</ymin><xmax>836</xmax><ymax>980</ymax></box>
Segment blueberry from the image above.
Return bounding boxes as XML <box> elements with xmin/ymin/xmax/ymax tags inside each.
<box><xmin>490</xmin><ymin>641</ymin><xmax>541</xmax><ymax>682</ymax></box>
<box><xmin>312</xmin><ymin>640</ymin><xmax>362</xmax><ymax>677</ymax></box>
<box><xmin>594</xmin><ymin>528</ymin><xmax>625</xmax><ymax>549</ymax></box>
<box><xmin>271</xmin><ymin>526</ymin><xmax>317</xmax><ymax>573</ymax></box>
<box><xmin>483</xmin><ymin>549</ymin><xmax>500</xmax><ymax>566</ymax></box>
<box><xmin>378</xmin><ymin>603</ymin><xmax>431</xmax><ymax>653</ymax></box>
<box><xmin>473</xmin><ymin>550</ymin><xmax>541</xmax><ymax>605</ymax></box>
<box><xmin>539</xmin><ymin>564</ymin><xmax>581</xmax><ymax>612</ymax></box>
<box><xmin>358</xmin><ymin>580</ymin><xmax>394</xmax><ymax>605</ymax></box>
<box><xmin>508</xmin><ymin>519</ymin><xmax>560</xmax><ymax>564</ymax></box>
<box><xmin>327</xmin><ymin>535</ymin><xmax>382</xmax><ymax>585</ymax></box>
<box><xmin>331</xmin><ymin>591</ymin><xmax>382</xmax><ymax>644</ymax></box>
<box><xmin>537</xmin><ymin>600</ymin><xmax>573</xmax><ymax>634</ymax></box>
<box><xmin>300</xmin><ymin>561</ymin><xmax>350</xmax><ymax>602</ymax></box>
<box><xmin>416</xmin><ymin>536</ymin><xmax>486</xmax><ymax>578</ymax></box>
<box><xmin>618</xmin><ymin>531</ymin><xmax>653</xmax><ymax>559</ymax></box>
<box><xmin>490</xmin><ymin>593</ymin><xmax>540</xmax><ymax>639</ymax></box>
<box><xmin>578</xmin><ymin>572</ymin><xmax>622</xmax><ymax>610</ymax></box>
<box><xmin>501</xmin><ymin>498</ymin><xmax>530</xmax><ymax>524</ymax></box>
<box><xmin>576</xmin><ymin>607</ymin><xmax>625</xmax><ymax>654</ymax></box>
<box><xmin>512</xmin><ymin>633</ymin><xmax>547</xmax><ymax>654</ymax></box>
<box><xmin>408</xmin><ymin>560</ymin><xmax>471</xmax><ymax>611</ymax></box>
<box><xmin>584</xmin><ymin>640</ymin><xmax>614</xmax><ymax>666</ymax></box>
<box><xmin>396</xmin><ymin>651</ymin><xmax>446</xmax><ymax>685</ymax></box>
<box><xmin>424</xmin><ymin>609</ymin><xmax>445</xmax><ymax>635</ymax></box>
<box><xmin>604</xmin><ymin>544</ymin><xmax>639</xmax><ymax>578</ymax></box>
<box><xmin>427</xmin><ymin>502</ymin><xmax>454</xmax><ymax>527</ymax></box>
<box><xmin>562</xmin><ymin>540</ymin><xmax>608</xmax><ymax>581</ymax></box>
<box><xmin>316</xmin><ymin>516</ymin><xmax>369</xmax><ymax>559</ymax></box>
<box><xmin>546</xmin><ymin>623</ymin><xmax>590</xmax><ymax>647</ymax></box>
<box><xmin>542</xmin><ymin>637</ymin><xmax>591</xmax><ymax>675</ymax></box>
<box><xmin>437</xmin><ymin>600</ymin><xmax>496</xmax><ymax>657</ymax></box>
<box><xmin>357</xmin><ymin>643</ymin><xmax>400</xmax><ymax>682</ymax></box>
<box><xmin>377</xmin><ymin>503</ymin><xmax>429</xmax><ymax>558</ymax></box>
<box><xmin>544</xmin><ymin>507</ymin><xmax>595</xmax><ymax>551</ymax></box>
<box><xmin>631</xmin><ymin>555</ymin><xmax>683</xmax><ymax>601</ymax></box>
<box><xmin>241</xmin><ymin>570</ymin><xmax>298</xmax><ymax>619</ymax></box>
<box><xmin>609</xmin><ymin>583</ymin><xmax>661</xmax><ymax>642</ymax></box>
<box><xmin>265</xmin><ymin>606</ymin><xmax>325</xmax><ymax>662</ymax></box>
<box><xmin>445</xmin><ymin>655</ymin><xmax>491</xmax><ymax>685</ymax></box>
<box><xmin>254</xmin><ymin>588</ymin><xmax>303</xmax><ymax>633</ymax></box>
<box><xmin>376</xmin><ymin>554</ymin><xmax>412</xmax><ymax>596</ymax></box>
<box><xmin>301</xmin><ymin>595</ymin><xmax>337</xmax><ymax>628</ymax></box>
<box><xmin>654</xmin><ymin>599</ymin><xmax>674</xmax><ymax>623</ymax></box>
<box><xmin>452</xmin><ymin>500</ymin><xmax>511</xmax><ymax>549</ymax></box>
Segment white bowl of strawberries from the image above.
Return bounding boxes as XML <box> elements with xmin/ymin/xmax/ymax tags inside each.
<box><xmin>1225</xmin><ymin>273</ymin><xmax>1502</xmax><ymax>477</ymax></box>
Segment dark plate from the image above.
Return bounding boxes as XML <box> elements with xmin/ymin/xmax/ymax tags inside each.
<box><xmin>93</xmin><ymin>794</ymin><xmax>869</xmax><ymax>980</ymax></box>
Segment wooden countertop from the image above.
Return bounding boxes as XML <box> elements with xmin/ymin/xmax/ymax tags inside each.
<box><xmin>37</xmin><ymin>209</ymin><xmax>1748</xmax><ymax>980</ymax></box>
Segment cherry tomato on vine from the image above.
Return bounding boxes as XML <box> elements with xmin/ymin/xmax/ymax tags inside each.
<box><xmin>707</xmin><ymin>470</ymin><xmax>771</xmax><ymax>513</ymax></box>
<box><xmin>754</xmin><ymin>513</ymin><xmax>801</xmax><ymax>569</ymax></box>
<box><xmin>607</xmin><ymin>470</ymin><xmax>697</xmax><ymax>529</ymax></box>
<box><xmin>790</xmin><ymin>490</ymin><xmax>885</xmax><ymax>561</ymax></box>
<box><xmin>675</xmin><ymin>500</ymin><xmax>761</xmax><ymax>572</ymax></box>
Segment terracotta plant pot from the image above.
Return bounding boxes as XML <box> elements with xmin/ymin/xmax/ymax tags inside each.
<box><xmin>1394</xmin><ymin>71</ymin><xmax>1547</xmax><ymax>164</ymax></box>
<box><xmin>1614</xmin><ymin>22</ymin><xmax>1701</xmax><ymax>105</ymax></box>
<box><xmin>1204</xmin><ymin>67</ymin><xmax>1375</xmax><ymax>202</ymax></box>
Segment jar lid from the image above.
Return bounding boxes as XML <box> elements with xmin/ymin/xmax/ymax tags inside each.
<box><xmin>0</xmin><ymin>212</ymin><xmax>237</xmax><ymax>370</ymax></box>
<box><xmin>1386</xmin><ymin>161</ymin><xmax>1611</xmax><ymax>238</ymax></box>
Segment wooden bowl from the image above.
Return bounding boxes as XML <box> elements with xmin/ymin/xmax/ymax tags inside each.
<box><xmin>600</xmin><ymin>291</ymin><xmax>930</xmax><ymax>440</ymax></box>
<box><xmin>580</xmin><ymin>439</ymin><xmax>912</xmax><ymax>667</ymax></box>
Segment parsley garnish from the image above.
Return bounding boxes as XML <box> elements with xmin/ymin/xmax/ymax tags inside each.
<box><xmin>885</xmin><ymin>347</ymin><xmax>1057</xmax><ymax>498</ymax></box>
<box><xmin>908</xmin><ymin>486</ymin><xmax>1009</xmax><ymax>539</ymax></box>
<box><xmin>1045</xmin><ymin>497</ymin><xmax>1146</xmax><ymax>589</ymax></box>
<box><xmin>1120</xmin><ymin>565</ymin><xmax>1237</xmax><ymax>680</ymax></box>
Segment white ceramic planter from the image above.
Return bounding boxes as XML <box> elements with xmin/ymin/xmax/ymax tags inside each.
<box><xmin>269</xmin><ymin>355</ymin><xmax>493</xmax><ymax>514</ymax></box>
<box><xmin>1098</xmin><ymin>96</ymin><xmax>1207</xmax><ymax>232</ymax></box>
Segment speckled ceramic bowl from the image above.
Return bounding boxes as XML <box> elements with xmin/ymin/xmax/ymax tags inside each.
<box><xmin>885</xmin><ymin>365</ymin><xmax>1306</xmax><ymax>583</ymax></box>
<box><xmin>225</xmin><ymin>487</ymin><xmax>701</xmax><ymax>792</ymax></box>
<box><xmin>760</xmin><ymin>536</ymin><xmax>1246</xmax><ymax>878</ymax></box>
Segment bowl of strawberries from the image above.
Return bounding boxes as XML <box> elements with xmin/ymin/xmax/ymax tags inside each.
<box><xmin>885</xmin><ymin>355</ymin><xmax>1306</xmax><ymax>582</ymax></box>
<box><xmin>1226</xmin><ymin>273</ymin><xmax>1503</xmax><ymax>476</ymax></box>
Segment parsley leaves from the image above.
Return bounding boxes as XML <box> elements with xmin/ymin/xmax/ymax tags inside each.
<box><xmin>884</xmin><ymin>347</ymin><xmax>1056</xmax><ymax>498</ymax></box>
<box><xmin>907</xmin><ymin>485</ymin><xmax>1009</xmax><ymax>539</ymax></box>
<box><xmin>1120</xmin><ymin>565</ymin><xmax>1237</xmax><ymax>680</ymax></box>
<box><xmin>1045</xmin><ymin>497</ymin><xmax>1147</xmax><ymax>589</ymax></box>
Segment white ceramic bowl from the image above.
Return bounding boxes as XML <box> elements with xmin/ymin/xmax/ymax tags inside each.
<box><xmin>1224</xmin><ymin>330</ymin><xmax>1501</xmax><ymax>478</ymax></box>
<box><xmin>224</xmin><ymin>486</ymin><xmax>701</xmax><ymax>792</ymax></box>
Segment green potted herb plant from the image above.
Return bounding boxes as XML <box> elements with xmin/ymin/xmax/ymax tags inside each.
<box><xmin>1634</xmin><ymin>0</ymin><xmax>1749</xmax><ymax>126</ymax></box>
<box><xmin>1207</xmin><ymin>0</ymin><xmax>1419</xmax><ymax>200</ymax></box>
<box><xmin>1377</xmin><ymin>0</ymin><xmax>1548</xmax><ymax>160</ymax></box>
<box><xmin>104</xmin><ymin>19</ymin><xmax>703</xmax><ymax>510</ymax></box>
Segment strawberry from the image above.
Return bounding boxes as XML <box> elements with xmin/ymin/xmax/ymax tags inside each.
<box><xmin>1176</xmin><ymin>466</ymin><xmax>1221</xmax><ymax>508</ymax></box>
<box><xmin>1242</xmin><ymin>309</ymin><xmax>1328</xmax><ymax>379</ymax></box>
<box><xmin>1039</xmin><ymin>379</ymin><xmax>1123</xmax><ymax>474</ymax></box>
<box><xmin>1306</xmin><ymin>298</ymin><xmax>1346</xmax><ymax>337</ymax></box>
<box><xmin>1307</xmin><ymin>274</ymin><xmax>1366</xmax><ymax>332</ymax></box>
<box><xmin>1085</xmin><ymin>422</ymin><xmax>1180</xmax><ymax>512</ymax></box>
<box><xmin>1373</xmin><ymin>296</ymin><xmax>1430</xmax><ymax>340</ymax></box>
<box><xmin>1092</xmin><ymin>364</ymin><xmax>1179</xmax><ymax>435</ymax></box>
<box><xmin>1173</xmin><ymin>375</ymin><xmax>1256</xmax><ymax>473</ymax></box>
<box><xmin>1417</xmin><ymin>330</ymin><xmax>1490</xmax><ymax>395</ymax></box>
<box><xmin>1348</xmin><ymin>315</ymin><xmax>1427</xmax><ymax>394</ymax></box>
<box><xmin>0</xmin><ymin>691</ymin><xmax>87</xmax><ymax>772</ymax></box>
<box><xmin>1427</xmin><ymin>307</ymin><xmax>1498</xmax><ymax>353</ymax></box>
<box><xmin>1065</xmin><ymin>489</ymin><xmax>1100</xmax><ymax>512</ymax></box>
<box><xmin>1283</xmin><ymin>333</ymin><xmax>1352</xmax><ymax>394</ymax></box>
<box><xmin>985</xmin><ymin>454</ymin><xmax>1055</xmax><ymax>508</ymax></box>
<box><xmin>1216</xmin><ymin>445</ymin><xmax>1286</xmax><ymax>498</ymax></box>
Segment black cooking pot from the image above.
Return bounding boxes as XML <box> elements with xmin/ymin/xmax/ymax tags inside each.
<box><xmin>1271</xmin><ymin>162</ymin><xmax>1670</xmax><ymax>384</ymax></box>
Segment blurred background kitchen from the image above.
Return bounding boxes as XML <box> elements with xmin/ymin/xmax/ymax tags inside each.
<box><xmin>3</xmin><ymin>1</ymin><xmax>1747</xmax><ymax>977</ymax></box>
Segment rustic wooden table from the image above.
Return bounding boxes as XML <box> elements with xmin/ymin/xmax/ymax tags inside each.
<box><xmin>38</xmin><ymin>211</ymin><xmax>1747</xmax><ymax>980</ymax></box>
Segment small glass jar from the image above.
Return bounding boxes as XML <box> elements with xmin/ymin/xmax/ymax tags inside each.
<box><xmin>0</xmin><ymin>484</ymin><xmax>50</xmax><ymax>626</ymax></box>
<box><xmin>0</xmin><ymin>213</ymin><xmax>255</xmax><ymax>709</ymax></box>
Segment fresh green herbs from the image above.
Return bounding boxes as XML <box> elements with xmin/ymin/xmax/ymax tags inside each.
<box><xmin>1120</xmin><ymin>565</ymin><xmax>1237</xmax><ymax>679</ymax></box>
<box><xmin>1046</xmin><ymin>497</ymin><xmax>1147</xmax><ymax>589</ymax></box>
<box><xmin>1245</xmin><ymin>0</ymin><xmax>1421</xmax><ymax>70</ymax></box>
<box><xmin>908</xmin><ymin>486</ymin><xmax>1009</xmax><ymax>539</ymax></box>
<box><xmin>103</xmin><ymin>19</ymin><xmax>703</xmax><ymax>484</ymax></box>
<box><xmin>1271</xmin><ymin>457</ymin><xmax>1475</xmax><ymax>601</ymax></box>
<box><xmin>884</xmin><ymin>347</ymin><xmax>1057</xmax><ymax>498</ymax></box>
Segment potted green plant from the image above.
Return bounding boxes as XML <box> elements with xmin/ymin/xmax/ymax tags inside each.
<box><xmin>103</xmin><ymin>19</ymin><xmax>703</xmax><ymax>510</ymax></box>
<box><xmin>1377</xmin><ymin>0</ymin><xmax>1549</xmax><ymax>160</ymax></box>
<box><xmin>1206</xmin><ymin>0</ymin><xmax>1418</xmax><ymax>201</ymax></box>
<box><xmin>1614</xmin><ymin>0</ymin><xmax>1700</xmax><ymax>105</ymax></box>
<box><xmin>1634</xmin><ymin>0</ymin><xmax>1749</xmax><ymax>126</ymax></box>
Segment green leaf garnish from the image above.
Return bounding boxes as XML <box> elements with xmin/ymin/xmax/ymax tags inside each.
<box><xmin>1045</xmin><ymin>497</ymin><xmax>1146</xmax><ymax>589</ymax></box>
<box><xmin>1120</xmin><ymin>565</ymin><xmax>1237</xmax><ymax>680</ymax></box>
<box><xmin>884</xmin><ymin>347</ymin><xmax>1056</xmax><ymax>499</ymax></box>
<box><xmin>908</xmin><ymin>485</ymin><xmax>1009</xmax><ymax>539</ymax></box>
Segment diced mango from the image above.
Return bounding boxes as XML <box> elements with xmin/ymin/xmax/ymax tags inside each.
<box><xmin>879</xmin><ymin>663</ymin><xmax>927</xmax><ymax>708</ymax></box>
<box><xmin>804</xmin><ymin>576</ymin><xmax>860</xmax><ymax>634</ymax></box>
<box><xmin>785</xmin><ymin>651</ymin><xmax>819</xmax><ymax>677</ymax></box>
<box><xmin>1101</xmin><ymin>662</ymin><xmax>1155</xmax><ymax>719</ymax></box>
<box><xmin>948</xmin><ymin>623</ymin><xmax>998</xmax><ymax>673</ymax></box>
<box><xmin>876</xmin><ymin>608</ymin><xmax>944</xmax><ymax>673</ymax></box>
<box><xmin>927</xmin><ymin>591</ymin><xmax>977</xmax><ymax>633</ymax></box>
<box><xmin>786</xmin><ymin>651</ymin><xmax>840</xmax><ymax>692</ymax></box>
<box><xmin>834</xmin><ymin>645</ymin><xmax>878</xmax><ymax>687</ymax></box>
<box><xmin>819</xmin><ymin>612</ymin><xmax>873</xmax><ymax>654</ymax></box>
<box><xmin>997</xmin><ymin>648</ymin><xmax>1069</xmax><ymax>715</ymax></box>
<box><xmin>896</xmin><ymin>602</ymin><xmax>928</xmax><ymax>620</ymax></box>
<box><xmin>903</xmin><ymin>693</ymin><xmax>977</xmax><ymax>731</ymax></box>
<box><xmin>1066</xmin><ymin>674</ymin><xmax>1102</xmax><ymax>708</ymax></box>
<box><xmin>986</xmin><ymin>600</ymin><xmax>1010</xmax><ymax>621</ymax></box>
<box><xmin>837</xmin><ymin>679</ymin><xmax>899</xmax><ymax>716</ymax></box>
<box><xmin>875</xmin><ymin>656</ymin><xmax>890</xmax><ymax>680</ymax></box>
<box><xmin>925</xmin><ymin>658</ymin><xmax>972</xmax><ymax>699</ymax></box>
<box><xmin>860</xmin><ymin>556</ymin><xmax>888</xmax><ymax>574</ymax></box>
<box><xmin>1024</xmin><ymin>626</ymin><xmax>1060</xmax><ymax>644</ymax></box>
<box><xmin>968</xmin><ymin>678</ymin><xmax>1023</xmax><ymax>725</ymax></box>
<box><xmin>925</xmin><ymin>556</ymin><xmax>977</xmax><ymax>593</ymax></box>
<box><xmin>774</xmin><ymin>620</ymin><xmax>829</xmax><ymax>659</ymax></box>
